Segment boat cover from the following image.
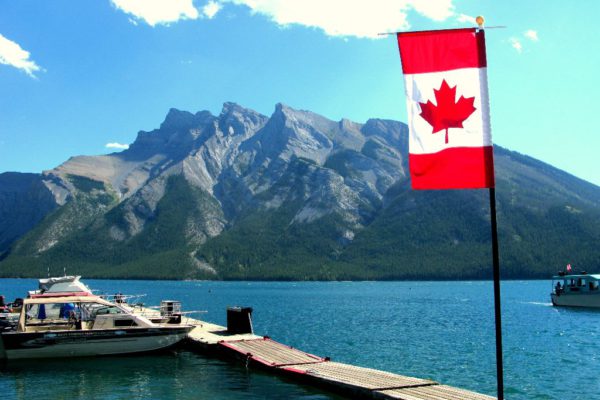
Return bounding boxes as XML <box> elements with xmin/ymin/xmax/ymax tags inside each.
<box><xmin>38</xmin><ymin>276</ymin><xmax>91</xmax><ymax>293</ymax></box>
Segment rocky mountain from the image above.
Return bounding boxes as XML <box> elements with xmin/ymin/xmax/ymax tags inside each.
<box><xmin>1</xmin><ymin>102</ymin><xmax>599</xmax><ymax>280</ymax></box>
<box><xmin>0</xmin><ymin>173</ymin><xmax>61</xmax><ymax>256</ymax></box>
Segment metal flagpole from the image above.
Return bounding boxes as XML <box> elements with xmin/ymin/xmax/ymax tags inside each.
<box><xmin>489</xmin><ymin>187</ymin><xmax>504</xmax><ymax>400</ymax></box>
<box><xmin>484</xmin><ymin>14</ymin><xmax>504</xmax><ymax>398</ymax></box>
<box><xmin>394</xmin><ymin>19</ymin><xmax>506</xmax><ymax>399</ymax></box>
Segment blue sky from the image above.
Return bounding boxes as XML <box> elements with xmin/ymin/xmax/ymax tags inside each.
<box><xmin>1</xmin><ymin>0</ymin><xmax>599</xmax><ymax>186</ymax></box>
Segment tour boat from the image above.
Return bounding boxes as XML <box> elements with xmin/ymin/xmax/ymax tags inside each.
<box><xmin>0</xmin><ymin>295</ymin><xmax>193</xmax><ymax>360</ymax></box>
<box><xmin>551</xmin><ymin>272</ymin><xmax>600</xmax><ymax>308</ymax></box>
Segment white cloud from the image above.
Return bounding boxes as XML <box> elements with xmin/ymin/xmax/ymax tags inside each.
<box><xmin>106</xmin><ymin>142</ymin><xmax>130</xmax><ymax>150</ymax></box>
<box><xmin>509</xmin><ymin>30</ymin><xmax>538</xmax><ymax>53</ymax></box>
<box><xmin>524</xmin><ymin>29</ymin><xmax>538</xmax><ymax>41</ymax></box>
<box><xmin>0</xmin><ymin>34</ymin><xmax>42</xmax><ymax>78</ymax></box>
<box><xmin>409</xmin><ymin>0</ymin><xmax>454</xmax><ymax>21</ymax></box>
<box><xmin>510</xmin><ymin>37</ymin><xmax>522</xmax><ymax>53</ymax></box>
<box><xmin>111</xmin><ymin>0</ymin><xmax>199</xmax><ymax>26</ymax></box>
<box><xmin>456</xmin><ymin>13</ymin><xmax>475</xmax><ymax>25</ymax></box>
<box><xmin>224</xmin><ymin>0</ymin><xmax>455</xmax><ymax>38</ymax></box>
<box><xmin>202</xmin><ymin>1</ymin><xmax>222</xmax><ymax>19</ymax></box>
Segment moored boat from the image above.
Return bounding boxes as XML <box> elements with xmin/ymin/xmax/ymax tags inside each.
<box><xmin>551</xmin><ymin>271</ymin><xmax>600</xmax><ymax>308</ymax></box>
<box><xmin>5</xmin><ymin>275</ymin><xmax>195</xmax><ymax>325</ymax></box>
<box><xmin>0</xmin><ymin>295</ymin><xmax>193</xmax><ymax>360</ymax></box>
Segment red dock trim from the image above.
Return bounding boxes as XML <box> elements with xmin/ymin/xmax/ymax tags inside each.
<box><xmin>280</xmin><ymin>366</ymin><xmax>310</xmax><ymax>375</ymax></box>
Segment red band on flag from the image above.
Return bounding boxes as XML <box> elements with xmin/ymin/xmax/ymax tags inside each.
<box><xmin>397</xmin><ymin>28</ymin><xmax>487</xmax><ymax>74</ymax></box>
<box><xmin>409</xmin><ymin>146</ymin><xmax>495</xmax><ymax>189</ymax></box>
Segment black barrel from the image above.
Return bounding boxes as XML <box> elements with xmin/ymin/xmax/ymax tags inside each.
<box><xmin>226</xmin><ymin>306</ymin><xmax>253</xmax><ymax>334</ymax></box>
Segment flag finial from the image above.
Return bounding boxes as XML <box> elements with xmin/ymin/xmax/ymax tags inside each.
<box><xmin>476</xmin><ymin>16</ymin><xmax>485</xmax><ymax>28</ymax></box>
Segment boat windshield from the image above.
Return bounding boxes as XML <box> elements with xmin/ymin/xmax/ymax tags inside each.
<box><xmin>24</xmin><ymin>301</ymin><xmax>125</xmax><ymax>323</ymax></box>
<box><xmin>93</xmin><ymin>306</ymin><xmax>123</xmax><ymax>316</ymax></box>
<box><xmin>553</xmin><ymin>275</ymin><xmax>600</xmax><ymax>294</ymax></box>
<box><xmin>26</xmin><ymin>302</ymin><xmax>79</xmax><ymax>321</ymax></box>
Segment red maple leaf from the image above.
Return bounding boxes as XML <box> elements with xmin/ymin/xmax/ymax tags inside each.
<box><xmin>419</xmin><ymin>79</ymin><xmax>476</xmax><ymax>144</ymax></box>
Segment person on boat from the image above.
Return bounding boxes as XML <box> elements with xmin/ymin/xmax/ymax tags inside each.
<box><xmin>555</xmin><ymin>281</ymin><xmax>562</xmax><ymax>295</ymax></box>
<box><xmin>68</xmin><ymin>309</ymin><xmax>82</xmax><ymax>329</ymax></box>
<box><xmin>9</xmin><ymin>297</ymin><xmax>23</xmax><ymax>313</ymax></box>
<box><xmin>59</xmin><ymin>302</ymin><xmax>75</xmax><ymax>318</ymax></box>
<box><xmin>0</xmin><ymin>295</ymin><xmax>8</xmax><ymax>312</ymax></box>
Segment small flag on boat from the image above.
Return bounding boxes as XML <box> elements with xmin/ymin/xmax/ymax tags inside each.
<box><xmin>567</xmin><ymin>263</ymin><xmax>572</xmax><ymax>272</ymax></box>
<box><xmin>396</xmin><ymin>28</ymin><xmax>495</xmax><ymax>190</ymax></box>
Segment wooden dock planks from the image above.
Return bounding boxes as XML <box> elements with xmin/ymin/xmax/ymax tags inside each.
<box><xmin>150</xmin><ymin>309</ymin><xmax>495</xmax><ymax>400</ymax></box>
<box><xmin>219</xmin><ymin>337</ymin><xmax>325</xmax><ymax>366</ymax></box>
<box><xmin>280</xmin><ymin>361</ymin><xmax>436</xmax><ymax>390</ymax></box>
<box><xmin>215</xmin><ymin>338</ymin><xmax>494</xmax><ymax>400</ymax></box>
<box><xmin>376</xmin><ymin>385</ymin><xmax>496</xmax><ymax>400</ymax></box>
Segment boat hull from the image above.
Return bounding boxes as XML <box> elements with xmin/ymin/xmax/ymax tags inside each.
<box><xmin>551</xmin><ymin>293</ymin><xmax>600</xmax><ymax>308</ymax></box>
<box><xmin>0</xmin><ymin>326</ymin><xmax>192</xmax><ymax>360</ymax></box>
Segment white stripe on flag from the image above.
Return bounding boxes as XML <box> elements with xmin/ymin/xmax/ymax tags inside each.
<box><xmin>404</xmin><ymin>68</ymin><xmax>491</xmax><ymax>155</ymax></box>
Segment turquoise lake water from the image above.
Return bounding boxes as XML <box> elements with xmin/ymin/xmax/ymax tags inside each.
<box><xmin>1</xmin><ymin>279</ymin><xmax>598</xmax><ymax>400</ymax></box>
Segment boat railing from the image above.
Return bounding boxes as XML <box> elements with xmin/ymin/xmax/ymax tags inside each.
<box><xmin>179</xmin><ymin>311</ymin><xmax>207</xmax><ymax>326</ymax></box>
<box><xmin>99</xmin><ymin>293</ymin><xmax>147</xmax><ymax>305</ymax></box>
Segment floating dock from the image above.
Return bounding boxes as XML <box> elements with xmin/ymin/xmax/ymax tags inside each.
<box><xmin>172</xmin><ymin>310</ymin><xmax>494</xmax><ymax>400</ymax></box>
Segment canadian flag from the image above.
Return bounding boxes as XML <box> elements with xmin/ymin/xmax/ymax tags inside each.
<box><xmin>397</xmin><ymin>28</ymin><xmax>495</xmax><ymax>190</ymax></box>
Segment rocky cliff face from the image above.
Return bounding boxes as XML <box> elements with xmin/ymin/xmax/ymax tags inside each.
<box><xmin>0</xmin><ymin>173</ymin><xmax>60</xmax><ymax>257</ymax></box>
<box><xmin>1</xmin><ymin>102</ymin><xmax>599</xmax><ymax>279</ymax></box>
<box><xmin>33</xmin><ymin>103</ymin><xmax>408</xmax><ymax>250</ymax></box>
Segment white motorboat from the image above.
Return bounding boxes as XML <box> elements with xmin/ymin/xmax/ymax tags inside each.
<box><xmin>0</xmin><ymin>295</ymin><xmax>193</xmax><ymax>360</ymax></box>
<box><xmin>551</xmin><ymin>272</ymin><xmax>600</xmax><ymax>308</ymax></box>
<box><xmin>29</xmin><ymin>276</ymin><xmax>201</xmax><ymax>323</ymax></box>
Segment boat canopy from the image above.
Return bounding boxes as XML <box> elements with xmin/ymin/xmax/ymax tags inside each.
<box><xmin>552</xmin><ymin>274</ymin><xmax>600</xmax><ymax>280</ymax></box>
<box><xmin>18</xmin><ymin>296</ymin><xmax>128</xmax><ymax>332</ymax></box>
<box><xmin>37</xmin><ymin>276</ymin><xmax>92</xmax><ymax>293</ymax></box>
<box><xmin>22</xmin><ymin>295</ymin><xmax>112</xmax><ymax>306</ymax></box>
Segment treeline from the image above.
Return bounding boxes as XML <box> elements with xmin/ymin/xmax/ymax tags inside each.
<box><xmin>2</xmin><ymin>175</ymin><xmax>599</xmax><ymax>281</ymax></box>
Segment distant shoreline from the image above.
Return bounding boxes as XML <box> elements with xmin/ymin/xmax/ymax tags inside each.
<box><xmin>0</xmin><ymin>275</ymin><xmax>553</xmax><ymax>282</ymax></box>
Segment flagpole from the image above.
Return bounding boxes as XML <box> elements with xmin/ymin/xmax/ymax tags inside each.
<box><xmin>394</xmin><ymin>23</ymin><xmax>505</xmax><ymax>398</ymax></box>
<box><xmin>489</xmin><ymin>187</ymin><xmax>504</xmax><ymax>400</ymax></box>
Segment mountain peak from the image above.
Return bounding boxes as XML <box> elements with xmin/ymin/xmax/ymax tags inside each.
<box><xmin>274</xmin><ymin>102</ymin><xmax>307</xmax><ymax>116</ymax></box>
<box><xmin>218</xmin><ymin>102</ymin><xmax>268</xmax><ymax>136</ymax></box>
<box><xmin>160</xmin><ymin>108</ymin><xmax>194</xmax><ymax>129</ymax></box>
<box><xmin>271</xmin><ymin>103</ymin><xmax>338</xmax><ymax>139</ymax></box>
<box><xmin>274</xmin><ymin>102</ymin><xmax>289</xmax><ymax>112</ymax></box>
<box><xmin>160</xmin><ymin>108</ymin><xmax>213</xmax><ymax>130</ymax></box>
<box><xmin>220</xmin><ymin>102</ymin><xmax>245</xmax><ymax>115</ymax></box>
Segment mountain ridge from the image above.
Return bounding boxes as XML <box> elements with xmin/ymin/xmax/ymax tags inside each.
<box><xmin>1</xmin><ymin>102</ymin><xmax>599</xmax><ymax>279</ymax></box>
